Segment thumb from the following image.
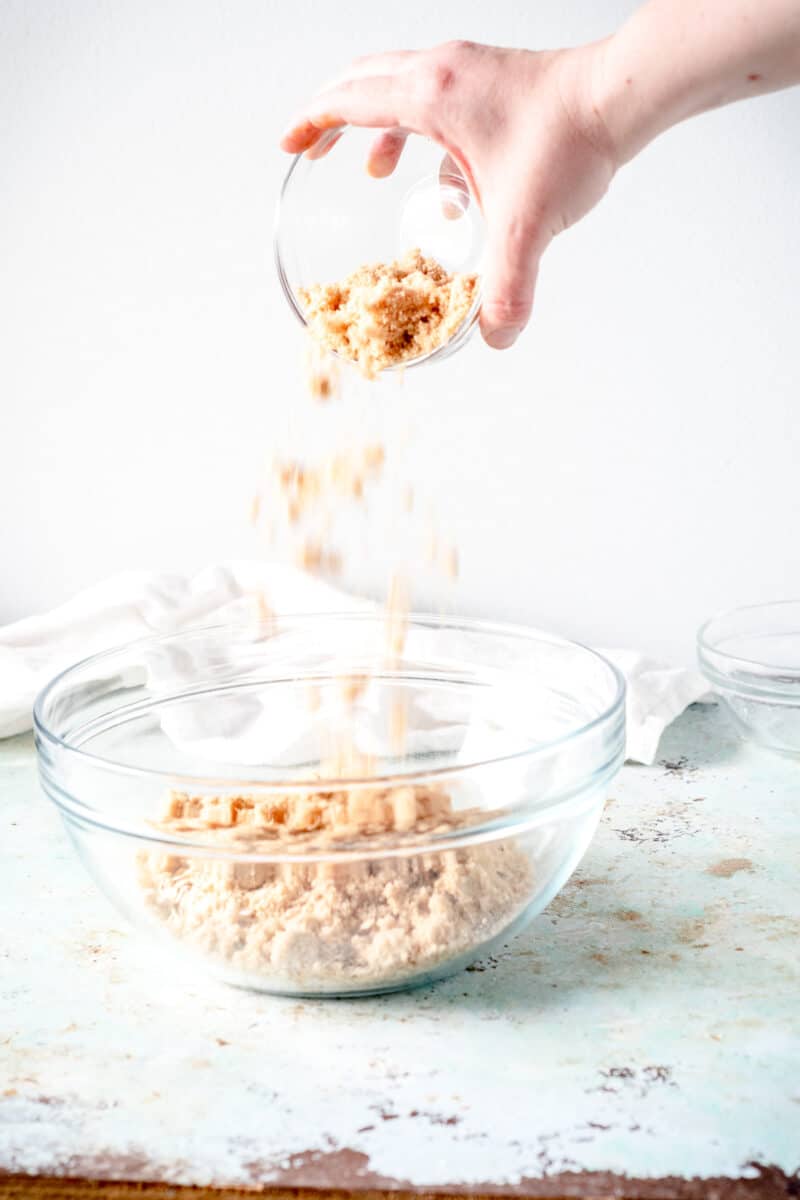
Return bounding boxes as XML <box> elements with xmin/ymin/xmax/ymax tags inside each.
<box><xmin>480</xmin><ymin>212</ymin><xmax>545</xmax><ymax>350</ymax></box>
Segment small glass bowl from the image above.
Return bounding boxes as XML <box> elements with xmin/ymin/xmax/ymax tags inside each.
<box><xmin>274</xmin><ymin>126</ymin><xmax>486</xmax><ymax>371</ymax></box>
<box><xmin>34</xmin><ymin>614</ymin><xmax>624</xmax><ymax>997</ymax></box>
<box><xmin>698</xmin><ymin>600</ymin><xmax>800</xmax><ymax>756</ymax></box>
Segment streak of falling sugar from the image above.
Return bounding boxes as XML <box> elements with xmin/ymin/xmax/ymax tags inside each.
<box><xmin>390</xmin><ymin>692</ymin><xmax>409</xmax><ymax>758</ymax></box>
<box><xmin>306</xmin><ymin>338</ymin><xmax>340</xmax><ymax>403</ymax></box>
<box><xmin>249</xmin><ymin>256</ymin><xmax>464</xmax><ymax>778</ymax></box>
<box><xmin>385</xmin><ymin>571</ymin><xmax>409</xmax><ymax>666</ymax></box>
<box><xmin>425</xmin><ymin>526</ymin><xmax>438</xmax><ymax>567</ymax></box>
<box><xmin>255</xmin><ymin>591</ymin><xmax>273</xmax><ymax>626</ymax></box>
<box><xmin>443</xmin><ymin>544</ymin><xmax>459</xmax><ymax>582</ymax></box>
<box><xmin>339</xmin><ymin>675</ymin><xmax>369</xmax><ymax>706</ymax></box>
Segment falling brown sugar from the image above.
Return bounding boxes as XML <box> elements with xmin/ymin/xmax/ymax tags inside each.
<box><xmin>159</xmin><ymin>240</ymin><xmax>486</xmax><ymax>992</ymax></box>
<box><xmin>306</xmin><ymin>338</ymin><xmax>340</xmax><ymax>402</ymax></box>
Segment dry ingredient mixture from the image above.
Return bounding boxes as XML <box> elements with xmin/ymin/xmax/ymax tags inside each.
<box><xmin>138</xmin><ymin>785</ymin><xmax>531</xmax><ymax>989</ymax></box>
<box><xmin>137</xmin><ymin>244</ymin><xmax>526</xmax><ymax>990</ymax></box>
<box><xmin>298</xmin><ymin>249</ymin><xmax>478</xmax><ymax>378</ymax></box>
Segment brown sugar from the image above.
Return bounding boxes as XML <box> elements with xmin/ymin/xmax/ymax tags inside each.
<box><xmin>295</xmin><ymin>537</ymin><xmax>342</xmax><ymax>575</ymax></box>
<box><xmin>269</xmin><ymin>446</ymin><xmax>385</xmax><ymax>528</ymax></box>
<box><xmin>306</xmin><ymin>339</ymin><xmax>340</xmax><ymax>402</ymax></box>
<box><xmin>298</xmin><ymin>249</ymin><xmax>478</xmax><ymax>378</ymax></box>
<box><xmin>385</xmin><ymin>571</ymin><xmax>409</xmax><ymax>665</ymax></box>
<box><xmin>208</xmin><ymin>241</ymin><xmax>483</xmax><ymax>992</ymax></box>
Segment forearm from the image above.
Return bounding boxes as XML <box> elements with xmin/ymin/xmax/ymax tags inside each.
<box><xmin>596</xmin><ymin>0</ymin><xmax>800</xmax><ymax>163</ymax></box>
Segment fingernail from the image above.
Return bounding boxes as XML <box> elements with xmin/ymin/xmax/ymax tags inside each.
<box><xmin>485</xmin><ymin>327</ymin><xmax>520</xmax><ymax>350</ymax></box>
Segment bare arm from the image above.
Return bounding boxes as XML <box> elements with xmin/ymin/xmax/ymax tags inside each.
<box><xmin>281</xmin><ymin>1</ymin><xmax>800</xmax><ymax>350</ymax></box>
<box><xmin>597</xmin><ymin>0</ymin><xmax>800</xmax><ymax>162</ymax></box>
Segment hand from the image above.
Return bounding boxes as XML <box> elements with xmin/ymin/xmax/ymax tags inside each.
<box><xmin>281</xmin><ymin>40</ymin><xmax>618</xmax><ymax>350</ymax></box>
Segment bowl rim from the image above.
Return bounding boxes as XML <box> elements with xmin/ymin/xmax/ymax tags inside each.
<box><xmin>34</xmin><ymin>611</ymin><xmax>626</xmax><ymax>794</ymax></box>
<box><xmin>273</xmin><ymin>126</ymin><xmax>485</xmax><ymax>372</ymax></box>
<box><xmin>697</xmin><ymin>598</ymin><xmax>800</xmax><ymax>683</ymax></box>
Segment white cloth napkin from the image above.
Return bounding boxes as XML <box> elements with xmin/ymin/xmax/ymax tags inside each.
<box><xmin>0</xmin><ymin>562</ymin><xmax>706</xmax><ymax>763</ymax></box>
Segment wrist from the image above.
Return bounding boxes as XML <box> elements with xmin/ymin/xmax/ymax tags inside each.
<box><xmin>591</xmin><ymin>12</ymin><xmax>734</xmax><ymax>166</ymax></box>
<box><xmin>550</xmin><ymin>42</ymin><xmax>623</xmax><ymax>169</ymax></box>
<box><xmin>589</xmin><ymin>34</ymin><xmax>667</xmax><ymax>166</ymax></box>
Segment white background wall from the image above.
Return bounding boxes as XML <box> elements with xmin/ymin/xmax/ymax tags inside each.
<box><xmin>2</xmin><ymin>0</ymin><xmax>799</xmax><ymax>663</ymax></box>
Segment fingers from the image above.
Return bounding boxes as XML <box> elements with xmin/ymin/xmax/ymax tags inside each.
<box><xmin>303</xmin><ymin>128</ymin><xmax>344</xmax><ymax>162</ymax></box>
<box><xmin>366</xmin><ymin>128</ymin><xmax>409</xmax><ymax>177</ymax></box>
<box><xmin>281</xmin><ymin>51</ymin><xmax>417</xmax><ymax>156</ymax></box>
<box><xmin>288</xmin><ymin>55</ymin><xmax>415</xmax><ymax>169</ymax></box>
<box><xmin>281</xmin><ymin>67</ymin><xmax>425</xmax><ymax>155</ymax></box>
<box><xmin>480</xmin><ymin>213</ymin><xmax>547</xmax><ymax>349</ymax></box>
<box><xmin>280</xmin><ymin>118</ymin><xmax>325</xmax><ymax>154</ymax></box>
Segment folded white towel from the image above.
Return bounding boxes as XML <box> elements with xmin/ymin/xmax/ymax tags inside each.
<box><xmin>0</xmin><ymin>562</ymin><xmax>706</xmax><ymax>763</ymax></box>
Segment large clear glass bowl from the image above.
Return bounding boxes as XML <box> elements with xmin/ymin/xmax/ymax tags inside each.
<box><xmin>34</xmin><ymin>614</ymin><xmax>625</xmax><ymax>997</ymax></box>
<box><xmin>274</xmin><ymin>127</ymin><xmax>486</xmax><ymax>371</ymax></box>
<box><xmin>698</xmin><ymin>600</ymin><xmax>800</xmax><ymax>757</ymax></box>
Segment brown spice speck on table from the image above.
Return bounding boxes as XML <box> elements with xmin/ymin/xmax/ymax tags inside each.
<box><xmin>706</xmin><ymin>858</ymin><xmax>755</xmax><ymax>878</ymax></box>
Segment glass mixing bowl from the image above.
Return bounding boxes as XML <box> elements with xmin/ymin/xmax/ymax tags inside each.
<box><xmin>35</xmin><ymin>614</ymin><xmax>625</xmax><ymax>997</ymax></box>
<box><xmin>698</xmin><ymin>600</ymin><xmax>800</xmax><ymax>756</ymax></box>
<box><xmin>274</xmin><ymin>127</ymin><xmax>486</xmax><ymax>370</ymax></box>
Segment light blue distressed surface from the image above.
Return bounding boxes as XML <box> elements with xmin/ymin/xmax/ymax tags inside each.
<box><xmin>1</xmin><ymin>704</ymin><xmax>798</xmax><ymax>1189</ymax></box>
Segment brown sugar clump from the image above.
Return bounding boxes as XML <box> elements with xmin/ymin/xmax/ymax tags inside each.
<box><xmin>298</xmin><ymin>249</ymin><xmax>479</xmax><ymax>378</ymax></box>
<box><xmin>306</xmin><ymin>339</ymin><xmax>340</xmax><ymax>402</ymax></box>
<box><xmin>138</xmin><ymin>785</ymin><xmax>532</xmax><ymax>991</ymax></box>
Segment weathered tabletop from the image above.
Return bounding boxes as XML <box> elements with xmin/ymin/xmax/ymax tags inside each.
<box><xmin>1</xmin><ymin>704</ymin><xmax>798</xmax><ymax>1198</ymax></box>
